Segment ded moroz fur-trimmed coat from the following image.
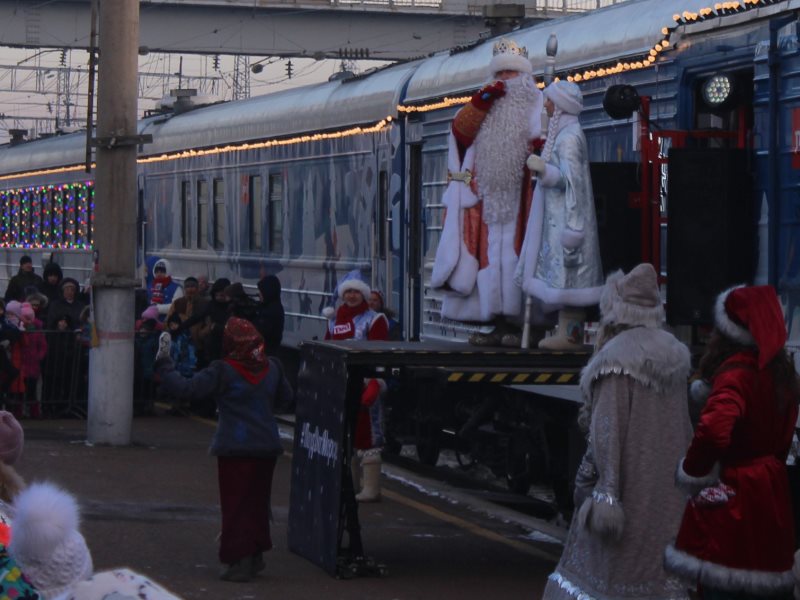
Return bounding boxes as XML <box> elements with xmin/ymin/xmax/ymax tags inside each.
<box><xmin>543</xmin><ymin>326</ymin><xmax>693</xmax><ymax>600</ymax></box>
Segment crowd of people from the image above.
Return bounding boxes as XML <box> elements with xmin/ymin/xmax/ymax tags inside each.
<box><xmin>135</xmin><ymin>259</ymin><xmax>288</xmax><ymax>417</ymax></box>
<box><xmin>0</xmin><ymin>256</ymin><xmax>90</xmax><ymax>419</ymax></box>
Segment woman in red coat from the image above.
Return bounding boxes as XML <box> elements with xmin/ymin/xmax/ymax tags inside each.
<box><xmin>323</xmin><ymin>271</ymin><xmax>388</xmax><ymax>501</ymax></box>
<box><xmin>665</xmin><ymin>285</ymin><xmax>798</xmax><ymax>599</ymax></box>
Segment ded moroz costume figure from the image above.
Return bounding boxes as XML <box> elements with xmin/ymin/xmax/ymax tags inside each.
<box><xmin>517</xmin><ymin>80</ymin><xmax>603</xmax><ymax>350</ymax></box>
<box><xmin>665</xmin><ymin>285</ymin><xmax>798</xmax><ymax>599</ymax></box>
<box><xmin>430</xmin><ymin>37</ymin><xmax>544</xmax><ymax>346</ymax></box>
<box><xmin>543</xmin><ymin>263</ymin><xmax>692</xmax><ymax>600</ymax></box>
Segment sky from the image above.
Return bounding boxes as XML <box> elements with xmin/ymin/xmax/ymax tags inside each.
<box><xmin>0</xmin><ymin>46</ymin><xmax>390</xmax><ymax>142</ymax></box>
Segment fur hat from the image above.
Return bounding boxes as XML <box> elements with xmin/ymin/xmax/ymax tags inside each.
<box><xmin>0</xmin><ymin>411</ymin><xmax>23</xmax><ymax>465</ymax></box>
<box><xmin>337</xmin><ymin>270</ymin><xmax>370</xmax><ymax>302</ymax></box>
<box><xmin>152</xmin><ymin>259</ymin><xmax>170</xmax><ymax>276</ymax></box>
<box><xmin>25</xmin><ymin>291</ymin><xmax>48</xmax><ymax>310</ymax></box>
<box><xmin>10</xmin><ymin>482</ymin><xmax>93</xmax><ymax>599</ymax></box>
<box><xmin>488</xmin><ymin>37</ymin><xmax>532</xmax><ymax>77</ymax></box>
<box><xmin>544</xmin><ymin>80</ymin><xmax>583</xmax><ymax>115</ymax></box>
<box><xmin>599</xmin><ymin>263</ymin><xmax>664</xmax><ymax>328</ymax></box>
<box><xmin>714</xmin><ymin>285</ymin><xmax>786</xmax><ymax>369</ymax></box>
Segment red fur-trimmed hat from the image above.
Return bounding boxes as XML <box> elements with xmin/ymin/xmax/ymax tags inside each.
<box><xmin>714</xmin><ymin>285</ymin><xmax>786</xmax><ymax>369</ymax></box>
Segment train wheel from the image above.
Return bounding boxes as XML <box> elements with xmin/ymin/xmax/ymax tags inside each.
<box><xmin>415</xmin><ymin>421</ymin><xmax>441</xmax><ymax>466</ymax></box>
<box><xmin>506</xmin><ymin>451</ymin><xmax>532</xmax><ymax>495</ymax></box>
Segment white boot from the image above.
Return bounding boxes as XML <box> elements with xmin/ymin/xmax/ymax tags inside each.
<box><xmin>355</xmin><ymin>454</ymin><xmax>381</xmax><ymax>502</ymax></box>
<box><xmin>538</xmin><ymin>308</ymin><xmax>586</xmax><ymax>351</ymax></box>
<box><xmin>350</xmin><ymin>457</ymin><xmax>361</xmax><ymax>495</ymax></box>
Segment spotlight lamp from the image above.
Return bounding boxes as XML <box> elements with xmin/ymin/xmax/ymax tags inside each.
<box><xmin>701</xmin><ymin>73</ymin><xmax>736</xmax><ymax>110</ymax></box>
<box><xmin>603</xmin><ymin>84</ymin><xmax>641</xmax><ymax>120</ymax></box>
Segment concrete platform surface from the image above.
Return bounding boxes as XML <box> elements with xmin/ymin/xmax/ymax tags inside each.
<box><xmin>15</xmin><ymin>416</ymin><xmax>559</xmax><ymax>599</ymax></box>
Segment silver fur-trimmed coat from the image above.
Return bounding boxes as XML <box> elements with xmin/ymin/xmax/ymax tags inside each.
<box><xmin>515</xmin><ymin>115</ymin><xmax>603</xmax><ymax>310</ymax></box>
<box><xmin>543</xmin><ymin>327</ymin><xmax>693</xmax><ymax>600</ymax></box>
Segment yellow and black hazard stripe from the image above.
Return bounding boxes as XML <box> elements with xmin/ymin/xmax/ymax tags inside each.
<box><xmin>442</xmin><ymin>370</ymin><xmax>578</xmax><ymax>385</ymax></box>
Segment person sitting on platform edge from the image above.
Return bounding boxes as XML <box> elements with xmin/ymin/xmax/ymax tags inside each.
<box><xmin>155</xmin><ymin>317</ymin><xmax>292</xmax><ymax>583</ymax></box>
<box><xmin>323</xmin><ymin>271</ymin><xmax>389</xmax><ymax>502</ymax></box>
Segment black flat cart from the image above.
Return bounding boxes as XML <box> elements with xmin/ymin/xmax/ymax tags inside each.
<box><xmin>287</xmin><ymin>339</ymin><xmax>590</xmax><ymax>577</ymax></box>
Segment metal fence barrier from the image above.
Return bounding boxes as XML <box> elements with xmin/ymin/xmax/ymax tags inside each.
<box><xmin>0</xmin><ymin>329</ymin><xmax>159</xmax><ymax>419</ymax></box>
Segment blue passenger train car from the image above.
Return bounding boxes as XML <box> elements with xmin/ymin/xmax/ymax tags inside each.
<box><xmin>0</xmin><ymin>0</ymin><xmax>794</xmax><ymax>346</ymax></box>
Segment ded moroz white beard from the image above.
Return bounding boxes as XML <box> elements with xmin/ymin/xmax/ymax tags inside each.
<box><xmin>474</xmin><ymin>74</ymin><xmax>538</xmax><ymax>225</ymax></box>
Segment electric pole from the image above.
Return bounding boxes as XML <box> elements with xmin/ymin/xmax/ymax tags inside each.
<box><xmin>88</xmin><ymin>0</ymin><xmax>142</xmax><ymax>445</ymax></box>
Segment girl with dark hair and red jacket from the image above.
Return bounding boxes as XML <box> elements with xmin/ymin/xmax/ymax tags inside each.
<box><xmin>665</xmin><ymin>285</ymin><xmax>799</xmax><ymax>600</ymax></box>
<box><xmin>323</xmin><ymin>271</ymin><xmax>388</xmax><ymax>501</ymax></box>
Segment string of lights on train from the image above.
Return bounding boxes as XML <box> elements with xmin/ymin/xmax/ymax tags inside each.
<box><xmin>0</xmin><ymin>0</ymin><xmax>777</xmax><ymax>250</ymax></box>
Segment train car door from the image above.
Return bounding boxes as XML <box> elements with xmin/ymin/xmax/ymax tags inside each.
<box><xmin>406</xmin><ymin>141</ymin><xmax>423</xmax><ymax>340</ymax></box>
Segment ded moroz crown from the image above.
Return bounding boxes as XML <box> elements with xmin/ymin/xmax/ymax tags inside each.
<box><xmin>489</xmin><ymin>37</ymin><xmax>533</xmax><ymax>76</ymax></box>
<box><xmin>493</xmin><ymin>38</ymin><xmax>528</xmax><ymax>58</ymax></box>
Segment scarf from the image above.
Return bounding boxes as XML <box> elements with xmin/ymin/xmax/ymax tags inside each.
<box><xmin>222</xmin><ymin>317</ymin><xmax>268</xmax><ymax>385</ymax></box>
<box><xmin>330</xmin><ymin>301</ymin><xmax>369</xmax><ymax>340</ymax></box>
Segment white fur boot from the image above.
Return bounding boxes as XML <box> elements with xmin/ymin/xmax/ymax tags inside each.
<box><xmin>355</xmin><ymin>453</ymin><xmax>381</xmax><ymax>503</ymax></box>
<box><xmin>538</xmin><ymin>308</ymin><xmax>586</xmax><ymax>351</ymax></box>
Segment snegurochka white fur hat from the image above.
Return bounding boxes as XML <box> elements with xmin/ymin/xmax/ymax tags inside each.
<box><xmin>544</xmin><ymin>80</ymin><xmax>584</xmax><ymax>115</ymax></box>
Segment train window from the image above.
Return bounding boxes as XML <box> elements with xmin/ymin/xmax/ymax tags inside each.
<box><xmin>10</xmin><ymin>192</ymin><xmax>21</xmax><ymax>247</ymax></box>
<box><xmin>40</xmin><ymin>189</ymin><xmax>51</xmax><ymax>247</ymax></box>
<box><xmin>213</xmin><ymin>178</ymin><xmax>225</xmax><ymax>250</ymax></box>
<box><xmin>30</xmin><ymin>190</ymin><xmax>40</xmax><ymax>247</ymax></box>
<box><xmin>180</xmin><ymin>181</ymin><xmax>191</xmax><ymax>249</ymax></box>
<box><xmin>53</xmin><ymin>189</ymin><xmax>64</xmax><ymax>247</ymax></box>
<box><xmin>249</xmin><ymin>175</ymin><xmax>263</xmax><ymax>251</ymax></box>
<box><xmin>268</xmin><ymin>174</ymin><xmax>283</xmax><ymax>253</ymax></box>
<box><xmin>197</xmin><ymin>180</ymin><xmax>208</xmax><ymax>250</ymax></box>
<box><xmin>64</xmin><ymin>186</ymin><xmax>76</xmax><ymax>248</ymax></box>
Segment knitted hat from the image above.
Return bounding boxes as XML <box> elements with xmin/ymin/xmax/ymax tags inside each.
<box><xmin>19</xmin><ymin>255</ymin><xmax>32</xmax><ymax>266</ymax></box>
<box><xmin>20</xmin><ymin>302</ymin><xmax>35</xmax><ymax>323</ymax></box>
<box><xmin>10</xmin><ymin>482</ymin><xmax>93</xmax><ymax>599</ymax></box>
<box><xmin>0</xmin><ymin>411</ymin><xmax>23</xmax><ymax>465</ymax></box>
<box><xmin>488</xmin><ymin>37</ymin><xmax>532</xmax><ymax>77</ymax></box>
<box><xmin>5</xmin><ymin>301</ymin><xmax>22</xmax><ymax>325</ymax></box>
<box><xmin>714</xmin><ymin>285</ymin><xmax>786</xmax><ymax>369</ymax></box>
<box><xmin>544</xmin><ymin>80</ymin><xmax>584</xmax><ymax>115</ymax></box>
<box><xmin>337</xmin><ymin>270</ymin><xmax>370</xmax><ymax>301</ymax></box>
<box><xmin>599</xmin><ymin>263</ymin><xmax>664</xmax><ymax>328</ymax></box>
<box><xmin>140</xmin><ymin>305</ymin><xmax>160</xmax><ymax>321</ymax></box>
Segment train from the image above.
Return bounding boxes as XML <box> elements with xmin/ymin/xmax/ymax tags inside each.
<box><xmin>0</xmin><ymin>0</ymin><xmax>793</xmax><ymax>506</ymax></box>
